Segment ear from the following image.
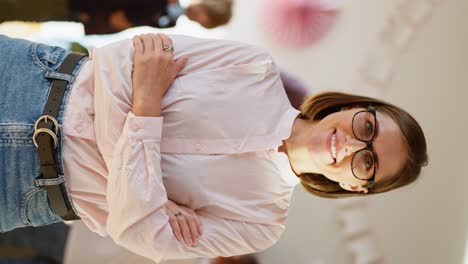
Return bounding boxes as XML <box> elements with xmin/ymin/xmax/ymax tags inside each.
<box><xmin>339</xmin><ymin>183</ymin><xmax>369</xmax><ymax>194</ymax></box>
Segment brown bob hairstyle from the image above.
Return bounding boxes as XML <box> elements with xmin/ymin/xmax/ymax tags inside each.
<box><xmin>298</xmin><ymin>92</ymin><xmax>428</xmax><ymax>198</ymax></box>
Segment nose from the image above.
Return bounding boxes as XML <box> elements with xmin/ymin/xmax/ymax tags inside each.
<box><xmin>344</xmin><ymin>135</ymin><xmax>367</xmax><ymax>156</ymax></box>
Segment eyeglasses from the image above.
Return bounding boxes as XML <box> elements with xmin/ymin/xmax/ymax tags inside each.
<box><xmin>351</xmin><ymin>105</ymin><xmax>378</xmax><ymax>188</ymax></box>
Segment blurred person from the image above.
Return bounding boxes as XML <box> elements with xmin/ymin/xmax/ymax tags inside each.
<box><xmin>211</xmin><ymin>255</ymin><xmax>258</xmax><ymax>264</ymax></box>
<box><xmin>184</xmin><ymin>0</ymin><xmax>233</xmax><ymax>29</ymax></box>
<box><xmin>0</xmin><ymin>33</ymin><xmax>428</xmax><ymax>262</ymax></box>
<box><xmin>0</xmin><ymin>0</ymin><xmax>233</xmax><ymax>34</ymax></box>
<box><xmin>196</xmin><ymin>254</ymin><xmax>258</xmax><ymax>264</ymax></box>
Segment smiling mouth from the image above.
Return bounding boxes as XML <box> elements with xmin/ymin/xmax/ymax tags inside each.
<box><xmin>329</xmin><ymin>129</ymin><xmax>337</xmax><ymax>163</ymax></box>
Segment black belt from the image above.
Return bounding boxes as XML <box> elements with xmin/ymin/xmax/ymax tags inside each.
<box><xmin>33</xmin><ymin>52</ymin><xmax>86</xmax><ymax>221</ymax></box>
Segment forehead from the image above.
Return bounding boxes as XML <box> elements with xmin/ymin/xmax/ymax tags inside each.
<box><xmin>374</xmin><ymin>111</ymin><xmax>407</xmax><ymax>183</ymax></box>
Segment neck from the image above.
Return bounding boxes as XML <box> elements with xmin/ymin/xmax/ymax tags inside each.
<box><xmin>280</xmin><ymin>117</ymin><xmax>320</xmax><ymax>175</ymax></box>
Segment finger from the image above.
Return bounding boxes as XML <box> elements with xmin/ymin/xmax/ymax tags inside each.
<box><xmin>87</xmin><ymin>46</ymin><xmax>95</xmax><ymax>61</ymax></box>
<box><xmin>167</xmin><ymin>210</ymin><xmax>183</xmax><ymax>241</ymax></box>
<box><xmin>132</xmin><ymin>36</ymin><xmax>143</xmax><ymax>55</ymax></box>
<box><xmin>186</xmin><ymin>210</ymin><xmax>201</xmax><ymax>237</ymax></box>
<box><xmin>177</xmin><ymin>214</ymin><xmax>193</xmax><ymax>246</ymax></box>
<box><xmin>158</xmin><ymin>33</ymin><xmax>174</xmax><ymax>57</ymax></box>
<box><xmin>158</xmin><ymin>33</ymin><xmax>173</xmax><ymax>49</ymax></box>
<box><xmin>151</xmin><ymin>33</ymin><xmax>163</xmax><ymax>53</ymax></box>
<box><xmin>174</xmin><ymin>56</ymin><xmax>188</xmax><ymax>75</ymax></box>
<box><xmin>192</xmin><ymin>211</ymin><xmax>203</xmax><ymax>235</ymax></box>
<box><xmin>141</xmin><ymin>34</ymin><xmax>154</xmax><ymax>55</ymax></box>
<box><xmin>185</xmin><ymin>213</ymin><xmax>199</xmax><ymax>246</ymax></box>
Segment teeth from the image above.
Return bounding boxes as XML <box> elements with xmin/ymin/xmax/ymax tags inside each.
<box><xmin>331</xmin><ymin>133</ymin><xmax>337</xmax><ymax>159</ymax></box>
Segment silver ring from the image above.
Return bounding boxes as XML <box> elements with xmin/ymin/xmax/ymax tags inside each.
<box><xmin>174</xmin><ymin>212</ymin><xmax>182</xmax><ymax>217</ymax></box>
<box><xmin>163</xmin><ymin>45</ymin><xmax>174</xmax><ymax>52</ymax></box>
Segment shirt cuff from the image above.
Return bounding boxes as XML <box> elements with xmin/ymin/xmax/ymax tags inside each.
<box><xmin>125</xmin><ymin>111</ymin><xmax>163</xmax><ymax>140</ymax></box>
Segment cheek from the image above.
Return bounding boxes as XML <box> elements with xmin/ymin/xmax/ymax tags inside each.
<box><xmin>323</xmin><ymin>158</ymin><xmax>365</xmax><ymax>185</ymax></box>
<box><xmin>320</xmin><ymin>161</ymin><xmax>349</xmax><ymax>182</ymax></box>
<box><xmin>324</xmin><ymin>111</ymin><xmax>355</xmax><ymax>133</ymax></box>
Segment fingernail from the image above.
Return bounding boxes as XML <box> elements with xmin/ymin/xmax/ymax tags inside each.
<box><xmin>187</xmin><ymin>239</ymin><xmax>192</xmax><ymax>246</ymax></box>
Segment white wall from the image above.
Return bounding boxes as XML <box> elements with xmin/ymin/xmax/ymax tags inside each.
<box><xmin>223</xmin><ymin>0</ymin><xmax>467</xmax><ymax>263</ymax></box>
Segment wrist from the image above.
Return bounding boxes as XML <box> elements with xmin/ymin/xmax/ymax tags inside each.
<box><xmin>132</xmin><ymin>100</ymin><xmax>162</xmax><ymax>117</ymax></box>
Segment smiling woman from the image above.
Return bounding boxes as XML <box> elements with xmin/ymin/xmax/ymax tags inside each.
<box><xmin>0</xmin><ymin>33</ymin><xmax>428</xmax><ymax>262</ymax></box>
<box><xmin>290</xmin><ymin>92</ymin><xmax>428</xmax><ymax>198</ymax></box>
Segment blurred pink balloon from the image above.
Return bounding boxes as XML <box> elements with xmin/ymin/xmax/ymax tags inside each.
<box><xmin>260</xmin><ymin>0</ymin><xmax>339</xmax><ymax>47</ymax></box>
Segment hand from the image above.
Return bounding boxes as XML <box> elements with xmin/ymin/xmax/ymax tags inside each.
<box><xmin>165</xmin><ymin>200</ymin><xmax>203</xmax><ymax>247</ymax></box>
<box><xmin>131</xmin><ymin>33</ymin><xmax>188</xmax><ymax>116</ymax></box>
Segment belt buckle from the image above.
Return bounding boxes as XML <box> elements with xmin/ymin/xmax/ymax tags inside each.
<box><xmin>33</xmin><ymin>115</ymin><xmax>59</xmax><ymax>148</ymax></box>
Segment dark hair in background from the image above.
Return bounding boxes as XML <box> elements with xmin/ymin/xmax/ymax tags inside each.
<box><xmin>213</xmin><ymin>254</ymin><xmax>259</xmax><ymax>264</ymax></box>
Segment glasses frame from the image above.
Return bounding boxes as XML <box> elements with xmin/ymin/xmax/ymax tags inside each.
<box><xmin>350</xmin><ymin>105</ymin><xmax>378</xmax><ymax>188</ymax></box>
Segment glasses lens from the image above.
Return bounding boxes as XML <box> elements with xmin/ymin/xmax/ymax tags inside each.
<box><xmin>352</xmin><ymin>149</ymin><xmax>375</xmax><ymax>180</ymax></box>
<box><xmin>353</xmin><ymin>111</ymin><xmax>376</xmax><ymax>141</ymax></box>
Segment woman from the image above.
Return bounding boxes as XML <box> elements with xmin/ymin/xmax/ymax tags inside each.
<box><xmin>0</xmin><ymin>33</ymin><xmax>428</xmax><ymax>262</ymax></box>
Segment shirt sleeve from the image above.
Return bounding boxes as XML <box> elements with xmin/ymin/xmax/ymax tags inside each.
<box><xmin>109</xmin><ymin>208</ymin><xmax>283</xmax><ymax>262</ymax></box>
<box><xmin>92</xmin><ymin>37</ymin><xmax>284</xmax><ymax>262</ymax></box>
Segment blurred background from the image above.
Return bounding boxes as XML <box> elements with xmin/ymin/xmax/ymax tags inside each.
<box><xmin>0</xmin><ymin>0</ymin><xmax>466</xmax><ymax>263</ymax></box>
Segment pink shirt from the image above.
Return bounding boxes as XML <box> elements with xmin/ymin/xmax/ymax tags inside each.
<box><xmin>62</xmin><ymin>35</ymin><xmax>300</xmax><ymax>262</ymax></box>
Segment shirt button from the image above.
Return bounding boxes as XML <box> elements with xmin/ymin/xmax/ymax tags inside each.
<box><xmin>131</xmin><ymin>122</ymin><xmax>140</xmax><ymax>131</ymax></box>
<box><xmin>75</xmin><ymin>125</ymin><xmax>82</xmax><ymax>133</ymax></box>
<box><xmin>74</xmin><ymin>115</ymin><xmax>84</xmax><ymax>133</ymax></box>
<box><xmin>194</xmin><ymin>143</ymin><xmax>202</xmax><ymax>151</ymax></box>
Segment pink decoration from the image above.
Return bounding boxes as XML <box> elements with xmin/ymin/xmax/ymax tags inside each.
<box><xmin>260</xmin><ymin>0</ymin><xmax>339</xmax><ymax>47</ymax></box>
